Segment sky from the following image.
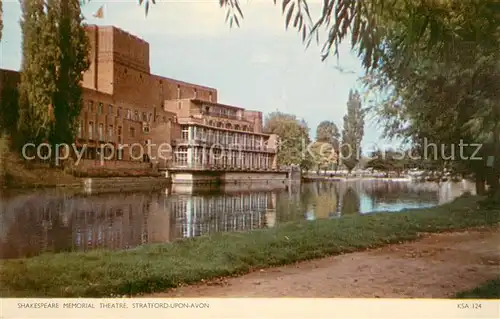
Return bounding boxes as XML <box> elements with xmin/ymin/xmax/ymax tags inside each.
<box><xmin>0</xmin><ymin>0</ymin><xmax>399</xmax><ymax>153</ymax></box>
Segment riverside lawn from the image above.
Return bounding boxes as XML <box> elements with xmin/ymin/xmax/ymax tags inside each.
<box><xmin>455</xmin><ymin>278</ymin><xmax>500</xmax><ymax>299</ymax></box>
<box><xmin>1</xmin><ymin>195</ymin><xmax>498</xmax><ymax>297</ymax></box>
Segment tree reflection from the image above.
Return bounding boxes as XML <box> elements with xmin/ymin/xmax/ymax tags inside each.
<box><xmin>364</xmin><ymin>181</ymin><xmax>438</xmax><ymax>205</ymax></box>
<box><xmin>341</xmin><ymin>187</ymin><xmax>361</xmax><ymax>215</ymax></box>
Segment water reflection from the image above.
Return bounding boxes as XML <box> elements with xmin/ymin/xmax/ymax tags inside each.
<box><xmin>0</xmin><ymin>180</ymin><xmax>474</xmax><ymax>259</ymax></box>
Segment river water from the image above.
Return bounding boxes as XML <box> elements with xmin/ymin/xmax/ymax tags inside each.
<box><xmin>0</xmin><ymin>180</ymin><xmax>475</xmax><ymax>259</ymax></box>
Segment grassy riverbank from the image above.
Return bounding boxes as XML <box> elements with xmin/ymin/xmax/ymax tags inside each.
<box><xmin>0</xmin><ymin>150</ymin><xmax>162</xmax><ymax>189</ymax></box>
<box><xmin>1</xmin><ymin>195</ymin><xmax>498</xmax><ymax>297</ymax></box>
<box><xmin>455</xmin><ymin>278</ymin><xmax>500</xmax><ymax>299</ymax></box>
<box><xmin>0</xmin><ymin>150</ymin><xmax>80</xmax><ymax>188</ymax></box>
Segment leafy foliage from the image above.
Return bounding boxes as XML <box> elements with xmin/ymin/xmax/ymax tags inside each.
<box><xmin>308</xmin><ymin>141</ymin><xmax>337</xmax><ymax>173</ymax></box>
<box><xmin>17</xmin><ymin>0</ymin><xmax>55</xmax><ymax>146</ymax></box>
<box><xmin>316</xmin><ymin>121</ymin><xmax>340</xmax><ymax>147</ymax></box>
<box><xmin>50</xmin><ymin>0</ymin><xmax>90</xmax><ymax>146</ymax></box>
<box><xmin>17</xmin><ymin>0</ymin><xmax>89</xmax><ymax>151</ymax></box>
<box><xmin>0</xmin><ymin>74</ymin><xmax>20</xmax><ymax>136</ymax></box>
<box><xmin>110</xmin><ymin>0</ymin><xmax>500</xmax><ymax>72</ymax></box>
<box><xmin>264</xmin><ymin>111</ymin><xmax>312</xmax><ymax>170</ymax></box>
<box><xmin>341</xmin><ymin>89</ymin><xmax>365</xmax><ymax>172</ymax></box>
<box><xmin>365</xmin><ymin>1</ymin><xmax>500</xmax><ymax>193</ymax></box>
<box><xmin>365</xmin><ymin>149</ymin><xmax>410</xmax><ymax>176</ymax></box>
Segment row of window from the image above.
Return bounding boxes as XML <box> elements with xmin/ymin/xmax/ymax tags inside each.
<box><xmin>172</xmin><ymin>193</ymin><xmax>270</xmax><ymax>217</ymax></box>
<box><xmin>202</xmin><ymin>105</ymin><xmax>239</xmax><ymax>118</ymax></box>
<box><xmin>205</xmin><ymin>120</ymin><xmax>252</xmax><ymax>132</ymax></box>
<box><xmin>86</xmin><ymin>100</ymin><xmax>170</xmax><ymax>123</ymax></box>
<box><xmin>77</xmin><ymin>121</ymin><xmax>138</xmax><ymax>141</ymax></box>
<box><xmin>181</xmin><ymin>126</ymin><xmax>266</xmax><ymax>149</ymax></box>
<box><xmin>173</xmin><ymin>147</ymin><xmax>273</xmax><ymax>168</ymax></box>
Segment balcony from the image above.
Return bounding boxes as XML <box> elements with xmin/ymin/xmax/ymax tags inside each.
<box><xmin>203</xmin><ymin>111</ymin><xmax>241</xmax><ymax>121</ymax></box>
<box><xmin>172</xmin><ymin>140</ymin><xmax>276</xmax><ymax>153</ymax></box>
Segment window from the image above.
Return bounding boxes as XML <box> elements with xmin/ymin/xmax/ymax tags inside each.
<box><xmin>130</xmin><ymin>127</ymin><xmax>135</xmax><ymax>137</ymax></box>
<box><xmin>126</xmin><ymin>109</ymin><xmax>131</xmax><ymax>119</ymax></box>
<box><xmin>98</xmin><ymin>102</ymin><xmax>103</xmax><ymax>114</ymax></box>
<box><xmin>162</xmin><ymin>116</ymin><xmax>166</xmax><ymax>122</ymax></box>
<box><xmin>134</xmin><ymin>110</ymin><xmax>139</xmax><ymax>121</ymax></box>
<box><xmin>98</xmin><ymin>123</ymin><xmax>104</xmax><ymax>140</ymax></box>
<box><xmin>209</xmin><ymin>92</ymin><xmax>212</xmax><ymax>102</ymax></box>
<box><xmin>108</xmin><ymin>125</ymin><xmax>113</xmax><ymax>139</ymax></box>
<box><xmin>148</xmin><ymin>113</ymin><xmax>153</xmax><ymax>122</ymax></box>
<box><xmin>117</xmin><ymin>147</ymin><xmax>124</xmax><ymax>160</ymax></box>
<box><xmin>77</xmin><ymin>122</ymin><xmax>83</xmax><ymax>138</ymax></box>
<box><xmin>175</xmin><ymin>147</ymin><xmax>188</xmax><ymax>166</ymax></box>
<box><xmin>88</xmin><ymin>101</ymin><xmax>94</xmax><ymax>113</ymax></box>
<box><xmin>142</xmin><ymin>112</ymin><xmax>147</xmax><ymax>122</ymax></box>
<box><xmin>88</xmin><ymin>121</ymin><xmax>94</xmax><ymax>139</ymax></box>
<box><xmin>194</xmin><ymin>88</ymin><xmax>197</xmax><ymax>98</ymax></box>
<box><xmin>181</xmin><ymin>127</ymin><xmax>189</xmax><ymax>140</ymax></box>
<box><xmin>108</xmin><ymin>104</ymin><xmax>113</xmax><ymax>114</ymax></box>
<box><xmin>177</xmin><ymin>85</ymin><xmax>181</xmax><ymax>99</ymax></box>
<box><xmin>117</xmin><ymin>107</ymin><xmax>122</xmax><ymax>118</ymax></box>
<box><xmin>117</xmin><ymin>126</ymin><xmax>122</xmax><ymax>143</ymax></box>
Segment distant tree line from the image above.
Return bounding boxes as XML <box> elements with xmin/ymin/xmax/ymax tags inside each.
<box><xmin>264</xmin><ymin>89</ymin><xmax>365</xmax><ymax>174</ymax></box>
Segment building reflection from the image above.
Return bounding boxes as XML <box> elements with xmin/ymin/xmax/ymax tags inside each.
<box><xmin>171</xmin><ymin>191</ymin><xmax>276</xmax><ymax>238</ymax></box>
<box><xmin>0</xmin><ymin>180</ymin><xmax>473</xmax><ymax>260</ymax></box>
<box><xmin>0</xmin><ymin>187</ymin><xmax>279</xmax><ymax>259</ymax></box>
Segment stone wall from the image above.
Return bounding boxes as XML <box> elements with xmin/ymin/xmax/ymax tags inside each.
<box><xmin>82</xmin><ymin>176</ymin><xmax>170</xmax><ymax>193</ymax></box>
<box><xmin>170</xmin><ymin>171</ymin><xmax>288</xmax><ymax>185</ymax></box>
<box><xmin>170</xmin><ymin>171</ymin><xmax>223</xmax><ymax>184</ymax></box>
<box><xmin>223</xmin><ymin>172</ymin><xmax>287</xmax><ymax>183</ymax></box>
<box><xmin>76</xmin><ymin>159</ymin><xmax>151</xmax><ymax>170</ymax></box>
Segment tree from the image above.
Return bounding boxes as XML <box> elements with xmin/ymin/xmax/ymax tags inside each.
<box><xmin>316</xmin><ymin>121</ymin><xmax>340</xmax><ymax>145</ymax></box>
<box><xmin>309</xmin><ymin>141</ymin><xmax>337</xmax><ymax>174</ymax></box>
<box><xmin>366</xmin><ymin>149</ymin><xmax>408</xmax><ymax>177</ymax></box>
<box><xmin>17</xmin><ymin>0</ymin><xmax>89</xmax><ymax>156</ymax></box>
<box><xmin>0</xmin><ymin>73</ymin><xmax>20</xmax><ymax>137</ymax></box>
<box><xmin>50</xmin><ymin>0</ymin><xmax>90</xmax><ymax>148</ymax></box>
<box><xmin>17</xmin><ymin>0</ymin><xmax>55</xmax><ymax>148</ymax></box>
<box><xmin>341</xmin><ymin>90</ymin><xmax>364</xmax><ymax>173</ymax></box>
<box><xmin>316</xmin><ymin>120</ymin><xmax>340</xmax><ymax>170</ymax></box>
<box><xmin>366</xmin><ymin>2</ymin><xmax>500</xmax><ymax>195</ymax></box>
<box><xmin>264</xmin><ymin>111</ymin><xmax>311</xmax><ymax>170</ymax></box>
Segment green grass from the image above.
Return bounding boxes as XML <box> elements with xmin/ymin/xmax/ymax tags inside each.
<box><xmin>455</xmin><ymin>279</ymin><xmax>500</xmax><ymax>299</ymax></box>
<box><xmin>0</xmin><ymin>195</ymin><xmax>498</xmax><ymax>298</ymax></box>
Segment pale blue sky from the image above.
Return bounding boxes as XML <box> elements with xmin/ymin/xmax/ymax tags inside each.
<box><xmin>0</xmin><ymin>0</ymin><xmax>398</xmax><ymax>153</ymax></box>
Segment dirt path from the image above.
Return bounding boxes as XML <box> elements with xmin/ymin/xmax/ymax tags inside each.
<box><xmin>146</xmin><ymin>227</ymin><xmax>500</xmax><ymax>298</ymax></box>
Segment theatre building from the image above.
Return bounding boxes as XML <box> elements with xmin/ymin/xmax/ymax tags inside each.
<box><xmin>0</xmin><ymin>24</ymin><xmax>280</xmax><ymax>175</ymax></box>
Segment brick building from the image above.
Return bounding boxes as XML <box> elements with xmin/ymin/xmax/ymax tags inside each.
<box><xmin>0</xmin><ymin>24</ymin><xmax>278</xmax><ymax>171</ymax></box>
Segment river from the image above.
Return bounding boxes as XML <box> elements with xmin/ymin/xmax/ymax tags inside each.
<box><xmin>0</xmin><ymin>180</ymin><xmax>475</xmax><ymax>259</ymax></box>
